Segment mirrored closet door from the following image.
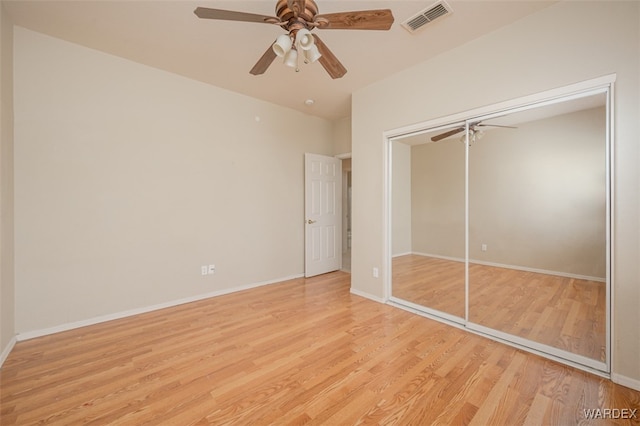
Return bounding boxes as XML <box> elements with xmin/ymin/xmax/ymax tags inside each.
<box><xmin>387</xmin><ymin>81</ymin><xmax>611</xmax><ymax>372</ymax></box>
<box><xmin>391</xmin><ymin>124</ymin><xmax>466</xmax><ymax>321</ymax></box>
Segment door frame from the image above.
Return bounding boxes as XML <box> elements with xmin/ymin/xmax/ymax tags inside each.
<box><xmin>337</xmin><ymin>153</ymin><xmax>352</xmax><ymax>272</ymax></box>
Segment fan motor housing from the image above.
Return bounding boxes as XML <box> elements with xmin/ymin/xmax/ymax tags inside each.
<box><xmin>276</xmin><ymin>0</ymin><xmax>318</xmax><ymax>26</ymax></box>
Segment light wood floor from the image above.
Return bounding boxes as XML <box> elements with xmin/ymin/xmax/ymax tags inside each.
<box><xmin>392</xmin><ymin>255</ymin><xmax>606</xmax><ymax>361</ymax></box>
<box><xmin>2</xmin><ymin>271</ymin><xmax>638</xmax><ymax>425</ymax></box>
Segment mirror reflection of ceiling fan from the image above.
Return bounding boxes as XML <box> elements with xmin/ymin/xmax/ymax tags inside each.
<box><xmin>194</xmin><ymin>0</ymin><xmax>394</xmax><ymax>79</ymax></box>
<box><xmin>430</xmin><ymin>122</ymin><xmax>517</xmax><ymax>142</ymax></box>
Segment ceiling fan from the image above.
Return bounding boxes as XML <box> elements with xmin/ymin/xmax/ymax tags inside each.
<box><xmin>431</xmin><ymin>122</ymin><xmax>517</xmax><ymax>142</ymax></box>
<box><xmin>194</xmin><ymin>0</ymin><xmax>394</xmax><ymax>79</ymax></box>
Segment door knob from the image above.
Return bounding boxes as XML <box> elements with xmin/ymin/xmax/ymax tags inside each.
<box><xmin>307</xmin><ymin>219</ymin><xmax>316</xmax><ymax>224</ymax></box>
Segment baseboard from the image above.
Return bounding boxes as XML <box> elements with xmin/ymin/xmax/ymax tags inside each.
<box><xmin>0</xmin><ymin>336</ymin><xmax>17</xmax><ymax>369</ymax></box>
<box><xmin>16</xmin><ymin>273</ymin><xmax>304</xmax><ymax>342</ymax></box>
<box><xmin>612</xmin><ymin>373</ymin><xmax>640</xmax><ymax>391</ymax></box>
<box><xmin>392</xmin><ymin>251</ymin><xmax>412</xmax><ymax>258</ymax></box>
<box><xmin>350</xmin><ymin>287</ymin><xmax>386</xmax><ymax>303</ymax></box>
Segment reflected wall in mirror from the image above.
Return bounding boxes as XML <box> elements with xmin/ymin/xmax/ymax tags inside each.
<box><xmin>468</xmin><ymin>93</ymin><xmax>607</xmax><ymax>362</ymax></box>
<box><xmin>391</xmin><ymin>128</ymin><xmax>465</xmax><ymax>319</ymax></box>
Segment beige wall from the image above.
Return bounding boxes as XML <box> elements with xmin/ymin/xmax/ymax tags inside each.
<box><xmin>13</xmin><ymin>27</ymin><xmax>334</xmax><ymax>334</ymax></box>
<box><xmin>0</xmin><ymin>2</ymin><xmax>15</xmax><ymax>358</ymax></box>
<box><xmin>352</xmin><ymin>1</ymin><xmax>639</xmax><ymax>384</ymax></box>
<box><xmin>332</xmin><ymin>116</ymin><xmax>351</xmax><ymax>156</ymax></box>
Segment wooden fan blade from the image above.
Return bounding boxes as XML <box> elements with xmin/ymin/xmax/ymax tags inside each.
<box><xmin>431</xmin><ymin>127</ymin><xmax>465</xmax><ymax>142</ymax></box>
<box><xmin>194</xmin><ymin>7</ymin><xmax>278</xmax><ymax>24</ymax></box>
<box><xmin>249</xmin><ymin>45</ymin><xmax>278</xmax><ymax>76</ymax></box>
<box><xmin>315</xmin><ymin>9</ymin><xmax>394</xmax><ymax>30</ymax></box>
<box><xmin>312</xmin><ymin>34</ymin><xmax>347</xmax><ymax>79</ymax></box>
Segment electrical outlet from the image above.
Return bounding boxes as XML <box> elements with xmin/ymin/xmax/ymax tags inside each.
<box><xmin>373</xmin><ymin>267</ymin><xmax>379</xmax><ymax>278</ymax></box>
<box><xmin>481</xmin><ymin>244</ymin><xmax>488</xmax><ymax>252</ymax></box>
<box><xmin>201</xmin><ymin>264</ymin><xmax>216</xmax><ymax>276</ymax></box>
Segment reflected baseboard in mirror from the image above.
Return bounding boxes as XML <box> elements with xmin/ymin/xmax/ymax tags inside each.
<box><xmin>392</xmin><ymin>254</ymin><xmax>605</xmax><ymax>362</ymax></box>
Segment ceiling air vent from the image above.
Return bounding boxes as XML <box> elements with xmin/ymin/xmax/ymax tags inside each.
<box><xmin>402</xmin><ymin>0</ymin><xmax>453</xmax><ymax>34</ymax></box>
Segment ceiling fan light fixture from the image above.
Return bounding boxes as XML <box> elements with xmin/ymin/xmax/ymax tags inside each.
<box><xmin>194</xmin><ymin>1</ymin><xmax>394</xmax><ymax>78</ymax></box>
<box><xmin>304</xmin><ymin>44</ymin><xmax>322</xmax><ymax>63</ymax></box>
<box><xmin>283</xmin><ymin>47</ymin><xmax>298</xmax><ymax>68</ymax></box>
<box><xmin>296</xmin><ymin>28</ymin><xmax>314</xmax><ymax>51</ymax></box>
<box><xmin>272</xmin><ymin>34</ymin><xmax>293</xmax><ymax>57</ymax></box>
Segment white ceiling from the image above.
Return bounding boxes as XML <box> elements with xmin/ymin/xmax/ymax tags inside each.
<box><xmin>4</xmin><ymin>0</ymin><xmax>556</xmax><ymax>120</ymax></box>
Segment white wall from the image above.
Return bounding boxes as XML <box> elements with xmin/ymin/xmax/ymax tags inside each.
<box><xmin>352</xmin><ymin>1</ymin><xmax>639</xmax><ymax>384</ymax></box>
<box><xmin>0</xmin><ymin>1</ymin><xmax>15</xmax><ymax>360</ymax></box>
<box><xmin>13</xmin><ymin>27</ymin><xmax>334</xmax><ymax>334</ymax></box>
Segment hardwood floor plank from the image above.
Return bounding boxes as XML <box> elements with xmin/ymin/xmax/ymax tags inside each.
<box><xmin>523</xmin><ymin>393</ymin><xmax>552</xmax><ymax>426</ymax></box>
<box><xmin>470</xmin><ymin>351</ymin><xmax>529</xmax><ymax>426</ymax></box>
<box><xmin>1</xmin><ymin>271</ymin><xmax>638</xmax><ymax>425</ymax></box>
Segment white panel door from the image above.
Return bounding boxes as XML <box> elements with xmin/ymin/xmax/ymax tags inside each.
<box><xmin>305</xmin><ymin>153</ymin><xmax>342</xmax><ymax>277</ymax></box>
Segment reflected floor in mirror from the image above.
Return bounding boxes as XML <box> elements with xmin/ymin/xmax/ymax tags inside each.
<box><xmin>392</xmin><ymin>254</ymin><xmax>606</xmax><ymax>361</ymax></box>
<box><xmin>392</xmin><ymin>254</ymin><xmax>466</xmax><ymax>318</ymax></box>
